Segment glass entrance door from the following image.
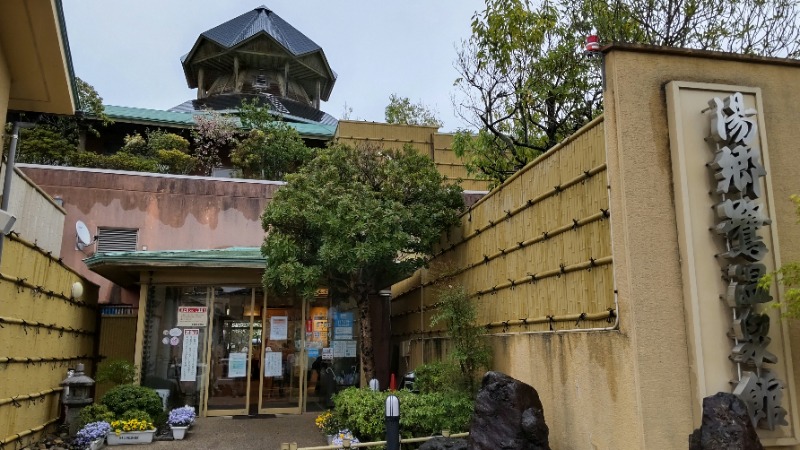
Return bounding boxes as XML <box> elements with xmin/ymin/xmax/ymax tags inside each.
<box><xmin>204</xmin><ymin>287</ymin><xmax>256</xmax><ymax>416</ymax></box>
<box><xmin>258</xmin><ymin>295</ymin><xmax>305</xmax><ymax>414</ymax></box>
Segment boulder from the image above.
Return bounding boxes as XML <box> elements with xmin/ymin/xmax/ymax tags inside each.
<box><xmin>688</xmin><ymin>392</ymin><xmax>763</xmax><ymax>450</ymax></box>
<box><xmin>468</xmin><ymin>371</ymin><xmax>550</xmax><ymax>450</ymax></box>
<box><xmin>418</xmin><ymin>437</ymin><xmax>469</xmax><ymax>450</ymax></box>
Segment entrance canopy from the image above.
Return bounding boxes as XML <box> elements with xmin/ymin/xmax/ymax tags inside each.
<box><xmin>84</xmin><ymin>247</ymin><xmax>266</xmax><ymax>287</ymax></box>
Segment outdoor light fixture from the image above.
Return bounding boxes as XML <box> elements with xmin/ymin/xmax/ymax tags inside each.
<box><xmin>71</xmin><ymin>282</ymin><xmax>84</xmax><ymax>299</ymax></box>
<box><xmin>385</xmin><ymin>394</ymin><xmax>400</xmax><ymax>450</ymax></box>
<box><xmin>585</xmin><ymin>33</ymin><xmax>600</xmax><ymax>52</ymax></box>
<box><xmin>0</xmin><ymin>209</ymin><xmax>16</xmax><ymax>235</ymax></box>
<box><xmin>60</xmin><ymin>363</ymin><xmax>95</xmax><ymax>434</ymax></box>
<box><xmin>369</xmin><ymin>378</ymin><xmax>379</xmax><ymax>391</ymax></box>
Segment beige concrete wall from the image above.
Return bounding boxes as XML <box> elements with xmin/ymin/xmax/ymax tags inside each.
<box><xmin>604</xmin><ymin>46</ymin><xmax>800</xmax><ymax>448</ymax></box>
<box><xmin>0</xmin><ymin>167</ymin><xmax>66</xmax><ymax>256</ymax></box>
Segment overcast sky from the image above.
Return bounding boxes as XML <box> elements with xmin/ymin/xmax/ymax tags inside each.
<box><xmin>61</xmin><ymin>0</ymin><xmax>485</xmax><ymax>132</ymax></box>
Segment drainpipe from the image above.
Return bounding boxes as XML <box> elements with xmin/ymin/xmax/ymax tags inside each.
<box><xmin>0</xmin><ymin>122</ymin><xmax>36</xmax><ymax>263</ymax></box>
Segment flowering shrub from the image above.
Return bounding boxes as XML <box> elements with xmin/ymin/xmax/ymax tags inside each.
<box><xmin>109</xmin><ymin>418</ymin><xmax>154</xmax><ymax>434</ymax></box>
<box><xmin>167</xmin><ymin>406</ymin><xmax>196</xmax><ymax>427</ymax></box>
<box><xmin>315</xmin><ymin>410</ymin><xmax>339</xmax><ymax>435</ymax></box>
<box><xmin>331</xmin><ymin>429</ymin><xmax>360</xmax><ymax>448</ymax></box>
<box><xmin>74</xmin><ymin>421</ymin><xmax>111</xmax><ymax>448</ymax></box>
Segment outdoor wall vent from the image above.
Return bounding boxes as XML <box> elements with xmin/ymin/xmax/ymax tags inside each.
<box><xmin>96</xmin><ymin>228</ymin><xmax>138</xmax><ymax>253</ymax></box>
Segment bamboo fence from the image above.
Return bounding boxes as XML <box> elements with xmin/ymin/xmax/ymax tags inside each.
<box><xmin>391</xmin><ymin>117</ymin><xmax>613</xmax><ymax>347</ymax></box>
<box><xmin>0</xmin><ymin>234</ymin><xmax>98</xmax><ymax>448</ymax></box>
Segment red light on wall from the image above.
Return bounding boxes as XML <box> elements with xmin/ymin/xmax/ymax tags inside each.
<box><xmin>586</xmin><ymin>34</ymin><xmax>600</xmax><ymax>52</ymax></box>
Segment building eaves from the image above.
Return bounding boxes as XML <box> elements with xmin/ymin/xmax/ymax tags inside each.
<box><xmin>54</xmin><ymin>0</ymin><xmax>80</xmax><ymax>112</ymax></box>
<box><xmin>100</xmin><ymin>105</ymin><xmax>336</xmax><ymax>139</ymax></box>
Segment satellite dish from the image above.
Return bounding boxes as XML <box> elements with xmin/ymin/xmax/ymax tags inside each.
<box><xmin>75</xmin><ymin>220</ymin><xmax>94</xmax><ymax>250</ymax></box>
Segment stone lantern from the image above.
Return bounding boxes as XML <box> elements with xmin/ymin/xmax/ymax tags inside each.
<box><xmin>60</xmin><ymin>363</ymin><xmax>95</xmax><ymax>435</ymax></box>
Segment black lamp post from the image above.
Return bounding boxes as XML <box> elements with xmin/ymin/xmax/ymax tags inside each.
<box><xmin>385</xmin><ymin>394</ymin><xmax>400</xmax><ymax>450</ymax></box>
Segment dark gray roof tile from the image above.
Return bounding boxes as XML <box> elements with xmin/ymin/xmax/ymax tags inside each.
<box><xmin>201</xmin><ymin>6</ymin><xmax>321</xmax><ymax>56</ymax></box>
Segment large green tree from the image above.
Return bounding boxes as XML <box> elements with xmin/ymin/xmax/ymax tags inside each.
<box><xmin>230</xmin><ymin>98</ymin><xmax>314</xmax><ymax>180</ymax></box>
<box><xmin>261</xmin><ymin>144</ymin><xmax>465</xmax><ymax>379</ymax></box>
<box><xmin>454</xmin><ymin>0</ymin><xmax>800</xmax><ymax>186</ymax></box>
<box><xmin>384</xmin><ymin>94</ymin><xmax>443</xmax><ymax>128</ymax></box>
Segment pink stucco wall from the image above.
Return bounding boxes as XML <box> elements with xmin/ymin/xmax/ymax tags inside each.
<box><xmin>20</xmin><ymin>165</ymin><xmax>281</xmax><ymax>305</ymax></box>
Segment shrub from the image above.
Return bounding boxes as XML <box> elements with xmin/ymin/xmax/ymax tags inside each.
<box><xmin>79</xmin><ymin>403</ymin><xmax>115</xmax><ymax>426</ymax></box>
<box><xmin>121</xmin><ymin>133</ymin><xmax>150</xmax><ymax>156</ymax></box>
<box><xmin>147</xmin><ymin>130</ymin><xmax>189</xmax><ymax>154</ymax></box>
<box><xmin>95</xmin><ymin>359</ymin><xmax>137</xmax><ymax>386</ymax></box>
<box><xmin>100</xmin><ymin>385</ymin><xmax>163</xmax><ymax>420</ymax></box>
<box><xmin>68</xmin><ymin>151</ymin><xmax>103</xmax><ymax>168</ymax></box>
<box><xmin>414</xmin><ymin>360</ymin><xmax>461</xmax><ymax>394</ymax></box>
<box><xmin>157</xmin><ymin>149</ymin><xmax>197</xmax><ymax>174</ymax></box>
<box><xmin>332</xmin><ymin>388</ymin><xmax>473</xmax><ymax>442</ymax></box>
<box><xmin>15</xmin><ymin>127</ymin><xmax>76</xmax><ymax>165</ymax></box>
<box><xmin>430</xmin><ymin>283</ymin><xmax>491</xmax><ymax>394</ymax></box>
<box><xmin>102</xmin><ymin>152</ymin><xmax>160</xmax><ymax>172</ymax></box>
<box><xmin>119</xmin><ymin>409</ymin><xmax>152</xmax><ymax>423</ymax></box>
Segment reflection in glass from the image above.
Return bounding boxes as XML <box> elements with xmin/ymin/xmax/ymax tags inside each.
<box><xmin>207</xmin><ymin>287</ymin><xmax>252</xmax><ymax>413</ymax></box>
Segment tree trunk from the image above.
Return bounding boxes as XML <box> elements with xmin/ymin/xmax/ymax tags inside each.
<box><xmin>356</xmin><ymin>287</ymin><xmax>375</xmax><ymax>382</ymax></box>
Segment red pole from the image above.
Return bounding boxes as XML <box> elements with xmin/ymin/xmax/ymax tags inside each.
<box><xmin>389</xmin><ymin>373</ymin><xmax>396</xmax><ymax>391</ymax></box>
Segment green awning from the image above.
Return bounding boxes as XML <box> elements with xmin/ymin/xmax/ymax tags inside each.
<box><xmin>84</xmin><ymin>247</ymin><xmax>266</xmax><ymax>287</ymax></box>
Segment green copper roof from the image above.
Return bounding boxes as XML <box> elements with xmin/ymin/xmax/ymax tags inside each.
<box><xmin>84</xmin><ymin>247</ymin><xmax>266</xmax><ymax>287</ymax></box>
<box><xmin>102</xmin><ymin>105</ymin><xmax>336</xmax><ymax>139</ymax></box>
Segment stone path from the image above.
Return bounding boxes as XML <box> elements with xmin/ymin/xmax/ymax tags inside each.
<box><xmin>151</xmin><ymin>413</ymin><xmax>328</xmax><ymax>450</ymax></box>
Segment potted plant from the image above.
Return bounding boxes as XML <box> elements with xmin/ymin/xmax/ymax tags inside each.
<box><xmin>107</xmin><ymin>417</ymin><xmax>156</xmax><ymax>445</ymax></box>
<box><xmin>75</xmin><ymin>421</ymin><xmax>111</xmax><ymax>450</ymax></box>
<box><xmin>167</xmin><ymin>406</ymin><xmax>196</xmax><ymax>439</ymax></box>
<box><xmin>331</xmin><ymin>429</ymin><xmax>360</xmax><ymax>448</ymax></box>
<box><xmin>315</xmin><ymin>410</ymin><xmax>339</xmax><ymax>444</ymax></box>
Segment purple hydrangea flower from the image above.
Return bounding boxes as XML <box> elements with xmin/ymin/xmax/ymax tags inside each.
<box><xmin>74</xmin><ymin>421</ymin><xmax>111</xmax><ymax>448</ymax></box>
<box><xmin>167</xmin><ymin>406</ymin><xmax>196</xmax><ymax>427</ymax></box>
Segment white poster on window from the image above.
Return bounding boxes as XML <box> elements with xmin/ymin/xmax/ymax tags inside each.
<box><xmin>269</xmin><ymin>316</ymin><xmax>288</xmax><ymax>340</ymax></box>
<box><xmin>345</xmin><ymin>340</ymin><xmax>357</xmax><ymax>357</ymax></box>
<box><xmin>180</xmin><ymin>329</ymin><xmax>199</xmax><ymax>382</ymax></box>
<box><xmin>264</xmin><ymin>351</ymin><xmax>283</xmax><ymax>377</ymax></box>
<box><xmin>334</xmin><ymin>326</ymin><xmax>353</xmax><ymax>339</ymax></box>
<box><xmin>333</xmin><ymin>340</ymin><xmax>346</xmax><ymax>357</ymax></box>
<box><xmin>228</xmin><ymin>352</ymin><xmax>247</xmax><ymax>378</ymax></box>
<box><xmin>177</xmin><ymin>307</ymin><xmax>207</xmax><ymax>327</ymax></box>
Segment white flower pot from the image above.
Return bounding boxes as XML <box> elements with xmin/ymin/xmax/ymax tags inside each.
<box><xmin>170</xmin><ymin>425</ymin><xmax>189</xmax><ymax>440</ymax></box>
<box><xmin>326</xmin><ymin>434</ymin><xmax>335</xmax><ymax>445</ymax></box>
<box><xmin>106</xmin><ymin>430</ymin><xmax>155</xmax><ymax>445</ymax></box>
<box><xmin>89</xmin><ymin>437</ymin><xmax>105</xmax><ymax>450</ymax></box>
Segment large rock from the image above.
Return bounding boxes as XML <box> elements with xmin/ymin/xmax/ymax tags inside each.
<box><xmin>688</xmin><ymin>392</ymin><xmax>763</xmax><ymax>450</ymax></box>
<box><xmin>468</xmin><ymin>371</ymin><xmax>550</xmax><ymax>450</ymax></box>
<box><xmin>418</xmin><ymin>437</ymin><xmax>468</xmax><ymax>450</ymax></box>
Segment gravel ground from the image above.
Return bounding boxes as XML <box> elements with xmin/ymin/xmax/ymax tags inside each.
<box><xmin>150</xmin><ymin>413</ymin><xmax>328</xmax><ymax>450</ymax></box>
